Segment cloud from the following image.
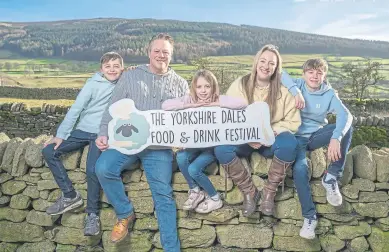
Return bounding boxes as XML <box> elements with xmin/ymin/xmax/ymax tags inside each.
<box><xmin>313</xmin><ymin>13</ymin><xmax>389</xmax><ymax>41</ymax></box>
<box><xmin>282</xmin><ymin>0</ymin><xmax>389</xmax><ymax>42</ymax></box>
<box><xmin>349</xmin><ymin>13</ymin><xmax>377</xmax><ymax>20</ymax></box>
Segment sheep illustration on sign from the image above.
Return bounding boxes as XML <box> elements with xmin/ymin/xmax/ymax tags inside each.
<box><xmin>107</xmin><ymin>99</ymin><xmax>275</xmax><ymax>155</ymax></box>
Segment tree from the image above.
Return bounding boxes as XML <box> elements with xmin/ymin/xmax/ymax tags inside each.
<box><xmin>4</xmin><ymin>62</ymin><xmax>12</xmax><ymax>71</ymax></box>
<box><xmin>188</xmin><ymin>56</ymin><xmax>242</xmax><ymax>93</ymax></box>
<box><xmin>212</xmin><ymin>68</ymin><xmax>241</xmax><ymax>94</ymax></box>
<box><xmin>13</xmin><ymin>62</ymin><xmax>20</xmax><ymax>70</ymax></box>
<box><xmin>189</xmin><ymin>57</ymin><xmax>212</xmax><ymax>69</ymax></box>
<box><xmin>24</xmin><ymin>67</ymin><xmax>34</xmax><ymax>76</ymax></box>
<box><xmin>341</xmin><ymin>59</ymin><xmax>384</xmax><ymax>100</ymax></box>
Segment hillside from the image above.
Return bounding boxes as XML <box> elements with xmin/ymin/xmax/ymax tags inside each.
<box><xmin>1</xmin><ymin>18</ymin><xmax>389</xmax><ymax>62</ymax></box>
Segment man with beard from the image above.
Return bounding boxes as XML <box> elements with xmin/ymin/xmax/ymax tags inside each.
<box><xmin>95</xmin><ymin>33</ymin><xmax>188</xmax><ymax>251</ymax></box>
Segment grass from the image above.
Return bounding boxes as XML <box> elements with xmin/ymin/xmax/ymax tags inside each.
<box><xmin>170</xmin><ymin>64</ymin><xmax>197</xmax><ymax>71</ymax></box>
<box><xmin>20</xmin><ymin>77</ymin><xmax>87</xmax><ymax>88</ymax></box>
<box><xmin>1</xmin><ymin>53</ymin><xmax>389</xmax><ymax>92</ymax></box>
<box><xmin>206</xmin><ymin>55</ymin><xmax>254</xmax><ymax>65</ymax></box>
<box><xmin>0</xmin><ymin>98</ymin><xmax>75</xmax><ymax>107</ymax></box>
<box><xmin>1</xmin><ymin>74</ymin><xmax>88</xmax><ymax>88</ymax></box>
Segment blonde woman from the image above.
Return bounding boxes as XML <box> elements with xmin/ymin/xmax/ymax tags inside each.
<box><xmin>214</xmin><ymin>45</ymin><xmax>301</xmax><ymax>217</ymax></box>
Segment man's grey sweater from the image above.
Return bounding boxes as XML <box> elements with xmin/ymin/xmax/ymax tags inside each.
<box><xmin>99</xmin><ymin>64</ymin><xmax>189</xmax><ymax>137</ymax></box>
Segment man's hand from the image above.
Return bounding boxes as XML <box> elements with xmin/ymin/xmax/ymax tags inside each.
<box><xmin>294</xmin><ymin>93</ymin><xmax>305</xmax><ymax>110</ymax></box>
<box><xmin>96</xmin><ymin>136</ymin><xmax>109</xmax><ymax>151</ymax></box>
<box><xmin>327</xmin><ymin>139</ymin><xmax>341</xmax><ymax>163</ymax></box>
<box><xmin>44</xmin><ymin>137</ymin><xmax>63</xmax><ymax>150</ymax></box>
<box><xmin>248</xmin><ymin>142</ymin><xmax>262</xmax><ymax>149</ymax></box>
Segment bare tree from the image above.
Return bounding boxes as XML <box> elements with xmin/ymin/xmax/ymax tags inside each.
<box><xmin>189</xmin><ymin>57</ymin><xmax>212</xmax><ymax>69</ymax></box>
<box><xmin>24</xmin><ymin>67</ymin><xmax>34</xmax><ymax>76</ymax></box>
<box><xmin>341</xmin><ymin>59</ymin><xmax>384</xmax><ymax>100</ymax></box>
<box><xmin>189</xmin><ymin>57</ymin><xmax>243</xmax><ymax>94</ymax></box>
<box><xmin>13</xmin><ymin>62</ymin><xmax>20</xmax><ymax>70</ymax></box>
<box><xmin>4</xmin><ymin>62</ymin><xmax>12</xmax><ymax>71</ymax></box>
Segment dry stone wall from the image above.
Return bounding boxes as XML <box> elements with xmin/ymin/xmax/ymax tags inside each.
<box><xmin>0</xmin><ymin>102</ymin><xmax>67</xmax><ymax>138</ymax></box>
<box><xmin>1</xmin><ymin>102</ymin><xmax>389</xmax><ymax>141</ymax></box>
<box><xmin>1</xmin><ymin>132</ymin><xmax>389</xmax><ymax>251</ymax></box>
<box><xmin>0</xmin><ymin>86</ymin><xmax>80</xmax><ymax>100</ymax></box>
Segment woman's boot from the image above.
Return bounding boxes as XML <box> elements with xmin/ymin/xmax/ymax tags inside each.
<box><xmin>223</xmin><ymin>157</ymin><xmax>259</xmax><ymax>217</ymax></box>
<box><xmin>259</xmin><ymin>156</ymin><xmax>293</xmax><ymax>216</ymax></box>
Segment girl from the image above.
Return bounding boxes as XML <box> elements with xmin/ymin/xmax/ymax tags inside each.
<box><xmin>162</xmin><ymin>69</ymin><xmax>247</xmax><ymax>213</ymax></box>
<box><xmin>213</xmin><ymin>45</ymin><xmax>301</xmax><ymax>217</ymax></box>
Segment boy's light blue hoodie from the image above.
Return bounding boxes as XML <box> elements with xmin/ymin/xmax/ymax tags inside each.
<box><xmin>56</xmin><ymin>72</ymin><xmax>116</xmax><ymax>139</ymax></box>
<box><xmin>281</xmin><ymin>71</ymin><xmax>353</xmax><ymax>142</ymax></box>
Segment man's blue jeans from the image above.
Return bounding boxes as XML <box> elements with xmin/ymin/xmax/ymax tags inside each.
<box><xmin>176</xmin><ymin>148</ymin><xmax>217</xmax><ymax>197</ymax></box>
<box><xmin>42</xmin><ymin>129</ymin><xmax>102</xmax><ymax>214</ymax></box>
<box><xmin>214</xmin><ymin>131</ymin><xmax>298</xmax><ymax>164</ymax></box>
<box><xmin>95</xmin><ymin>148</ymin><xmax>180</xmax><ymax>252</ymax></box>
<box><xmin>294</xmin><ymin>124</ymin><xmax>353</xmax><ymax>219</ymax></box>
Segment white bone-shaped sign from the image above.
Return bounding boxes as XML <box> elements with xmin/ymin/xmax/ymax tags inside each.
<box><xmin>107</xmin><ymin>99</ymin><xmax>275</xmax><ymax>155</ymax></box>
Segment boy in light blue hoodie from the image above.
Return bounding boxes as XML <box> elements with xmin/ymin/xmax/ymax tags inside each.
<box><xmin>281</xmin><ymin>59</ymin><xmax>353</xmax><ymax>240</ymax></box>
<box><xmin>42</xmin><ymin>52</ymin><xmax>124</xmax><ymax>236</ymax></box>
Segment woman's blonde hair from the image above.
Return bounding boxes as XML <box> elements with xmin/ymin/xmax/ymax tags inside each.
<box><xmin>241</xmin><ymin>44</ymin><xmax>283</xmax><ymax>116</ymax></box>
<box><xmin>190</xmin><ymin>69</ymin><xmax>220</xmax><ymax>103</ymax></box>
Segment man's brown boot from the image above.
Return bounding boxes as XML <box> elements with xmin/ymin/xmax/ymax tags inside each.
<box><xmin>110</xmin><ymin>212</ymin><xmax>136</xmax><ymax>243</ymax></box>
<box><xmin>223</xmin><ymin>157</ymin><xmax>259</xmax><ymax>217</ymax></box>
<box><xmin>259</xmin><ymin>156</ymin><xmax>293</xmax><ymax>216</ymax></box>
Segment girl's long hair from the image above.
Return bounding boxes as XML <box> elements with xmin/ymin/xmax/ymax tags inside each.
<box><xmin>241</xmin><ymin>44</ymin><xmax>282</xmax><ymax>117</ymax></box>
<box><xmin>190</xmin><ymin>69</ymin><xmax>220</xmax><ymax>103</ymax></box>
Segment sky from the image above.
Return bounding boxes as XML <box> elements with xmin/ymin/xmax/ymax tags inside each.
<box><xmin>1</xmin><ymin>0</ymin><xmax>388</xmax><ymax>42</ymax></box>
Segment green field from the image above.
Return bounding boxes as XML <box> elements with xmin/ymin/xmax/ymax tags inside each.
<box><xmin>1</xmin><ymin>53</ymin><xmax>389</xmax><ymax>95</ymax></box>
<box><xmin>205</xmin><ymin>54</ymin><xmax>389</xmax><ymax>79</ymax></box>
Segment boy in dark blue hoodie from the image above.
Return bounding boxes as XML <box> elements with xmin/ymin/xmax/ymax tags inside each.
<box><xmin>281</xmin><ymin>59</ymin><xmax>353</xmax><ymax>239</ymax></box>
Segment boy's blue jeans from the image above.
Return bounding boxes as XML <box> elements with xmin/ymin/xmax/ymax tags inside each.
<box><xmin>95</xmin><ymin>148</ymin><xmax>180</xmax><ymax>252</ymax></box>
<box><xmin>176</xmin><ymin>148</ymin><xmax>217</xmax><ymax>197</ymax></box>
<box><xmin>214</xmin><ymin>131</ymin><xmax>298</xmax><ymax>164</ymax></box>
<box><xmin>42</xmin><ymin>129</ymin><xmax>102</xmax><ymax>214</ymax></box>
<box><xmin>294</xmin><ymin>124</ymin><xmax>353</xmax><ymax>219</ymax></box>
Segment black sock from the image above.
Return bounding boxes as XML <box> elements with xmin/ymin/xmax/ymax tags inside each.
<box><xmin>64</xmin><ymin>190</ymin><xmax>77</xmax><ymax>199</ymax></box>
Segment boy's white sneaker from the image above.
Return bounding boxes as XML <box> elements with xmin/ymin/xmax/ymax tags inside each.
<box><xmin>300</xmin><ymin>218</ymin><xmax>318</xmax><ymax>239</ymax></box>
<box><xmin>322</xmin><ymin>175</ymin><xmax>342</xmax><ymax>206</ymax></box>
<box><xmin>182</xmin><ymin>189</ymin><xmax>205</xmax><ymax>210</ymax></box>
<box><xmin>195</xmin><ymin>196</ymin><xmax>223</xmax><ymax>214</ymax></box>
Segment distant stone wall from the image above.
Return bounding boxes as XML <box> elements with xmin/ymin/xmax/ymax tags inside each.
<box><xmin>0</xmin><ymin>86</ymin><xmax>80</xmax><ymax>100</ymax></box>
<box><xmin>1</xmin><ymin>102</ymin><xmax>389</xmax><ymax>141</ymax></box>
<box><xmin>345</xmin><ymin>99</ymin><xmax>389</xmax><ymax>117</ymax></box>
<box><xmin>1</xmin><ymin>86</ymin><xmax>389</xmax><ymax>116</ymax></box>
<box><xmin>0</xmin><ymin>132</ymin><xmax>389</xmax><ymax>251</ymax></box>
